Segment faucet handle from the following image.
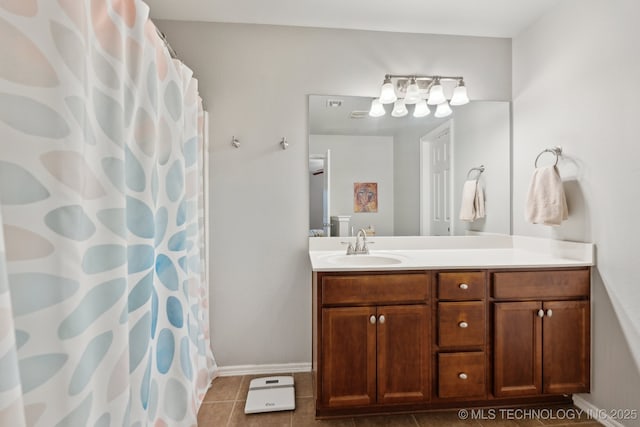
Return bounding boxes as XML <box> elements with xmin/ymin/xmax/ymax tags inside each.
<box><xmin>340</xmin><ymin>241</ymin><xmax>355</xmax><ymax>255</ymax></box>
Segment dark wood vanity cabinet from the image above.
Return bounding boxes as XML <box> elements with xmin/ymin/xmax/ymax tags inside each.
<box><xmin>435</xmin><ymin>271</ymin><xmax>487</xmax><ymax>400</ymax></box>
<box><xmin>312</xmin><ymin>267</ymin><xmax>591</xmax><ymax>418</ymax></box>
<box><xmin>492</xmin><ymin>269</ymin><xmax>590</xmax><ymax>397</ymax></box>
<box><xmin>315</xmin><ymin>272</ymin><xmax>431</xmax><ymax>412</ymax></box>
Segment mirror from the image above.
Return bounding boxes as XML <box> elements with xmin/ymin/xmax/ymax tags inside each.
<box><xmin>309</xmin><ymin>95</ymin><xmax>511</xmax><ymax>237</ymax></box>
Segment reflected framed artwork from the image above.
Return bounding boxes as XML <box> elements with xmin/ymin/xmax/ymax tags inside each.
<box><xmin>354</xmin><ymin>182</ymin><xmax>378</xmax><ymax>212</ymax></box>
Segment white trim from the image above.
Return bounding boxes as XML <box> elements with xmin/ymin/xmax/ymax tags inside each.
<box><xmin>572</xmin><ymin>395</ymin><xmax>626</xmax><ymax>427</ymax></box>
<box><xmin>216</xmin><ymin>363</ymin><xmax>312</xmax><ymax>377</ymax></box>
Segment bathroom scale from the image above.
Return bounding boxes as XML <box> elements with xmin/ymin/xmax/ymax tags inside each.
<box><xmin>244</xmin><ymin>376</ymin><xmax>295</xmax><ymax>414</ymax></box>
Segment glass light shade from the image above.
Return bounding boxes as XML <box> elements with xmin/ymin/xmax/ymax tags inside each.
<box><xmin>379</xmin><ymin>80</ymin><xmax>397</xmax><ymax>104</ymax></box>
<box><xmin>434</xmin><ymin>101</ymin><xmax>453</xmax><ymax>118</ymax></box>
<box><xmin>450</xmin><ymin>85</ymin><xmax>469</xmax><ymax>106</ymax></box>
<box><xmin>391</xmin><ymin>100</ymin><xmax>408</xmax><ymax>117</ymax></box>
<box><xmin>404</xmin><ymin>79</ymin><xmax>421</xmax><ymax>104</ymax></box>
<box><xmin>368</xmin><ymin>99</ymin><xmax>386</xmax><ymax>117</ymax></box>
<box><xmin>427</xmin><ymin>82</ymin><xmax>446</xmax><ymax>105</ymax></box>
<box><xmin>413</xmin><ymin>99</ymin><xmax>430</xmax><ymax>118</ymax></box>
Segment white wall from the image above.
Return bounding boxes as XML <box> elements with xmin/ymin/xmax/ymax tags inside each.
<box><xmin>310</xmin><ymin>134</ymin><xmax>395</xmax><ymax>235</ymax></box>
<box><xmin>513</xmin><ymin>0</ymin><xmax>640</xmax><ymax>422</ymax></box>
<box><xmin>452</xmin><ymin>102</ymin><xmax>511</xmax><ymax>236</ymax></box>
<box><xmin>156</xmin><ymin>21</ymin><xmax>512</xmax><ymax>367</ymax></box>
<box><xmin>393</xmin><ymin>126</ymin><xmax>430</xmax><ymax>235</ymax></box>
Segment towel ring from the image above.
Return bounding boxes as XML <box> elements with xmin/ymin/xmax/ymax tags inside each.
<box><xmin>466</xmin><ymin>165</ymin><xmax>485</xmax><ymax>180</ymax></box>
<box><xmin>534</xmin><ymin>147</ymin><xmax>562</xmax><ymax>168</ymax></box>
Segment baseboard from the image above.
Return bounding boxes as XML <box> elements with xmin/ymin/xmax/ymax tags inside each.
<box><xmin>216</xmin><ymin>362</ymin><xmax>312</xmax><ymax>377</ymax></box>
<box><xmin>572</xmin><ymin>395</ymin><xmax>626</xmax><ymax>427</ymax></box>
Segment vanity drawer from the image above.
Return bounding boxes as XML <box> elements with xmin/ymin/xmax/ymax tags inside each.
<box><xmin>438</xmin><ymin>272</ymin><xmax>485</xmax><ymax>300</ymax></box>
<box><xmin>492</xmin><ymin>269</ymin><xmax>590</xmax><ymax>300</ymax></box>
<box><xmin>438</xmin><ymin>302</ymin><xmax>485</xmax><ymax>348</ymax></box>
<box><xmin>438</xmin><ymin>352</ymin><xmax>486</xmax><ymax>398</ymax></box>
<box><xmin>321</xmin><ymin>272</ymin><xmax>430</xmax><ymax>305</ymax></box>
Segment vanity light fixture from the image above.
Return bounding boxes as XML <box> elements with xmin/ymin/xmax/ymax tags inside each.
<box><xmin>391</xmin><ymin>99</ymin><xmax>409</xmax><ymax>117</ymax></box>
<box><xmin>369</xmin><ymin>98</ymin><xmax>386</xmax><ymax>117</ymax></box>
<box><xmin>369</xmin><ymin>74</ymin><xmax>469</xmax><ymax>119</ymax></box>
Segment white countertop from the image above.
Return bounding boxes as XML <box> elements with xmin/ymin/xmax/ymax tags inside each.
<box><xmin>308</xmin><ymin>235</ymin><xmax>594</xmax><ymax>272</ymax></box>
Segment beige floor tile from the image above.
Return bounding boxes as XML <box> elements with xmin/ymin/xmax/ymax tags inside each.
<box><xmin>294</xmin><ymin>372</ymin><xmax>314</xmax><ymax>398</ymax></box>
<box><xmin>353</xmin><ymin>414</ymin><xmax>418</xmax><ymax>427</ymax></box>
<box><xmin>197</xmin><ymin>401</ymin><xmax>234</xmax><ymax>426</ymax></box>
<box><xmin>415</xmin><ymin>410</ymin><xmax>481</xmax><ymax>427</ymax></box>
<box><xmin>197</xmin><ymin>378</ymin><xmax>601</xmax><ymax>427</ymax></box>
<box><xmin>228</xmin><ymin>399</ymin><xmax>292</xmax><ymax>427</ymax></box>
<box><xmin>292</xmin><ymin>397</ymin><xmax>355</xmax><ymax>426</ymax></box>
<box><xmin>205</xmin><ymin>376</ymin><xmax>243</xmax><ymax>402</ymax></box>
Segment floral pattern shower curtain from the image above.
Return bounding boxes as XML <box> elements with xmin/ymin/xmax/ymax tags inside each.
<box><xmin>0</xmin><ymin>1</ymin><xmax>216</xmax><ymax>426</ymax></box>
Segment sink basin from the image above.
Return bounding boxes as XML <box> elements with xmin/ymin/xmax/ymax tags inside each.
<box><xmin>325</xmin><ymin>254</ymin><xmax>405</xmax><ymax>266</ymax></box>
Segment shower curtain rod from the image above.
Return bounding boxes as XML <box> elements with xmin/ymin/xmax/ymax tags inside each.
<box><xmin>155</xmin><ymin>26</ymin><xmax>178</xmax><ymax>59</ymax></box>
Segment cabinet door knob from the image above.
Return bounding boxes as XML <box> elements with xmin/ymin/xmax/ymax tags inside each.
<box><xmin>369</xmin><ymin>315</ymin><xmax>376</xmax><ymax>324</ymax></box>
<box><xmin>378</xmin><ymin>315</ymin><xmax>385</xmax><ymax>324</ymax></box>
<box><xmin>537</xmin><ymin>309</ymin><xmax>545</xmax><ymax>318</ymax></box>
<box><xmin>459</xmin><ymin>283</ymin><xmax>469</xmax><ymax>290</ymax></box>
<box><xmin>458</xmin><ymin>373</ymin><xmax>468</xmax><ymax>380</ymax></box>
<box><xmin>546</xmin><ymin>309</ymin><xmax>553</xmax><ymax>318</ymax></box>
<box><xmin>458</xmin><ymin>321</ymin><xmax>469</xmax><ymax>328</ymax></box>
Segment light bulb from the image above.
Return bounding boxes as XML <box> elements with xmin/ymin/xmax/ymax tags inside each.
<box><xmin>434</xmin><ymin>101</ymin><xmax>452</xmax><ymax>118</ymax></box>
<box><xmin>379</xmin><ymin>76</ymin><xmax>397</xmax><ymax>104</ymax></box>
<box><xmin>450</xmin><ymin>80</ymin><xmax>469</xmax><ymax>106</ymax></box>
<box><xmin>413</xmin><ymin>99</ymin><xmax>430</xmax><ymax>118</ymax></box>
<box><xmin>404</xmin><ymin>77</ymin><xmax>421</xmax><ymax>104</ymax></box>
<box><xmin>427</xmin><ymin>78</ymin><xmax>446</xmax><ymax>105</ymax></box>
<box><xmin>369</xmin><ymin>98</ymin><xmax>386</xmax><ymax>117</ymax></box>
<box><xmin>391</xmin><ymin>99</ymin><xmax>408</xmax><ymax>117</ymax></box>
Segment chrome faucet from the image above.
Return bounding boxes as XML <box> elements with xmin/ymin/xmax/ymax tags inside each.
<box><xmin>341</xmin><ymin>228</ymin><xmax>372</xmax><ymax>255</ymax></box>
<box><xmin>354</xmin><ymin>228</ymin><xmax>370</xmax><ymax>255</ymax></box>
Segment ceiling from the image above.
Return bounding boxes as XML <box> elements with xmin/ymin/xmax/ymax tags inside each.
<box><xmin>146</xmin><ymin>0</ymin><xmax>561</xmax><ymax>38</ymax></box>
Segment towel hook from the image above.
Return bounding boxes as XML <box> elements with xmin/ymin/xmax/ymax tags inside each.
<box><xmin>466</xmin><ymin>165</ymin><xmax>485</xmax><ymax>180</ymax></box>
<box><xmin>534</xmin><ymin>146</ymin><xmax>562</xmax><ymax>168</ymax></box>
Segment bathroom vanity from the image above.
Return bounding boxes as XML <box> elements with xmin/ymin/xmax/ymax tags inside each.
<box><xmin>309</xmin><ymin>236</ymin><xmax>593</xmax><ymax>418</ymax></box>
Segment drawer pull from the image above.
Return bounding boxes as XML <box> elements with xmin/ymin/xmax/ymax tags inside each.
<box><xmin>458</xmin><ymin>321</ymin><xmax>469</xmax><ymax>328</ymax></box>
<box><xmin>369</xmin><ymin>315</ymin><xmax>376</xmax><ymax>324</ymax></box>
<box><xmin>546</xmin><ymin>309</ymin><xmax>553</xmax><ymax>318</ymax></box>
<box><xmin>458</xmin><ymin>372</ymin><xmax>468</xmax><ymax>380</ymax></box>
<box><xmin>378</xmin><ymin>315</ymin><xmax>386</xmax><ymax>324</ymax></box>
<box><xmin>459</xmin><ymin>283</ymin><xmax>469</xmax><ymax>290</ymax></box>
<box><xmin>537</xmin><ymin>309</ymin><xmax>545</xmax><ymax>318</ymax></box>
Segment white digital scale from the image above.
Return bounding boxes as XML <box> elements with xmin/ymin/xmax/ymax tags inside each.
<box><xmin>244</xmin><ymin>376</ymin><xmax>296</xmax><ymax>414</ymax></box>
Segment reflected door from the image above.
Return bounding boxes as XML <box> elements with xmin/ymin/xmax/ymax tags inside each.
<box><xmin>430</xmin><ymin>128</ymin><xmax>451</xmax><ymax>235</ymax></box>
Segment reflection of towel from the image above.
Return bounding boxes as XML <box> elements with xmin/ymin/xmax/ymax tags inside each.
<box><xmin>525</xmin><ymin>166</ymin><xmax>568</xmax><ymax>225</ymax></box>
<box><xmin>459</xmin><ymin>180</ymin><xmax>485</xmax><ymax>222</ymax></box>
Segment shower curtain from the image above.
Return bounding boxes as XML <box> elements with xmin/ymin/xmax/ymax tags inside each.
<box><xmin>0</xmin><ymin>1</ymin><xmax>216</xmax><ymax>426</ymax></box>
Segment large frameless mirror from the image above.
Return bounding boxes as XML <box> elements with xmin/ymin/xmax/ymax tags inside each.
<box><xmin>308</xmin><ymin>95</ymin><xmax>511</xmax><ymax>237</ymax></box>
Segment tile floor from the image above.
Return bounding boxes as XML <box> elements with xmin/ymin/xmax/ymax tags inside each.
<box><xmin>197</xmin><ymin>373</ymin><xmax>603</xmax><ymax>427</ymax></box>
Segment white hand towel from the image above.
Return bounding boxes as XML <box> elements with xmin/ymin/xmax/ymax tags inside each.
<box><xmin>525</xmin><ymin>165</ymin><xmax>568</xmax><ymax>225</ymax></box>
<box><xmin>474</xmin><ymin>184</ymin><xmax>485</xmax><ymax>220</ymax></box>
<box><xmin>459</xmin><ymin>180</ymin><xmax>478</xmax><ymax>222</ymax></box>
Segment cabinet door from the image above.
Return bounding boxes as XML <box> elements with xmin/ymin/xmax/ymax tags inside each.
<box><xmin>321</xmin><ymin>307</ymin><xmax>377</xmax><ymax>407</ymax></box>
<box><xmin>543</xmin><ymin>300</ymin><xmax>590</xmax><ymax>394</ymax></box>
<box><xmin>377</xmin><ymin>305</ymin><xmax>430</xmax><ymax>404</ymax></box>
<box><xmin>493</xmin><ymin>301</ymin><xmax>542</xmax><ymax>397</ymax></box>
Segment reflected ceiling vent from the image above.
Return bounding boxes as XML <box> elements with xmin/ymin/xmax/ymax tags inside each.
<box><xmin>349</xmin><ymin>110</ymin><xmax>369</xmax><ymax>119</ymax></box>
<box><xmin>326</xmin><ymin>99</ymin><xmax>343</xmax><ymax>108</ymax></box>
